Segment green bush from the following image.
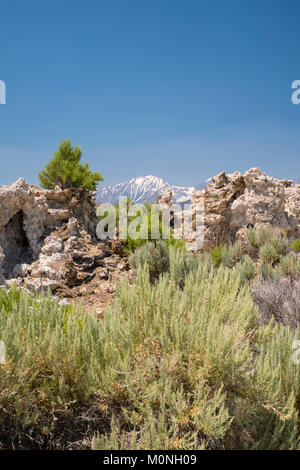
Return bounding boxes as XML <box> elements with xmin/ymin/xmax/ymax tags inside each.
<box><xmin>39</xmin><ymin>139</ymin><xmax>103</xmax><ymax>191</ymax></box>
<box><xmin>256</xmin><ymin>226</ymin><xmax>273</xmax><ymax>247</ymax></box>
<box><xmin>247</xmin><ymin>226</ymin><xmax>273</xmax><ymax>249</ymax></box>
<box><xmin>209</xmin><ymin>245</ymin><xmax>224</xmax><ymax>267</ymax></box>
<box><xmin>208</xmin><ymin>242</ymin><xmax>243</xmax><ymax>269</ymax></box>
<box><xmin>259</xmin><ymin>240</ymin><xmax>282</xmax><ymax>265</ymax></box>
<box><xmin>0</xmin><ymin>286</ymin><xmax>105</xmax><ymax>448</ymax></box>
<box><xmin>222</xmin><ymin>242</ymin><xmax>242</xmax><ymax>268</ymax></box>
<box><xmin>102</xmin><ymin>200</ymin><xmax>185</xmax><ymax>254</ymax></box>
<box><xmin>235</xmin><ymin>255</ymin><xmax>256</xmax><ymax>283</ymax></box>
<box><xmin>129</xmin><ymin>241</ymin><xmax>170</xmax><ymax>282</ymax></box>
<box><xmin>247</xmin><ymin>227</ymin><xmax>258</xmax><ymax>248</ymax></box>
<box><xmin>259</xmin><ymin>261</ymin><xmax>276</xmax><ymax>280</ymax></box>
<box><xmin>247</xmin><ymin>225</ymin><xmax>286</xmax><ymax>249</ymax></box>
<box><xmin>169</xmin><ymin>246</ymin><xmax>199</xmax><ymax>285</ymax></box>
<box><xmin>94</xmin><ymin>264</ymin><xmax>299</xmax><ymax>449</ymax></box>
<box><xmin>270</xmin><ymin>236</ymin><xmax>285</xmax><ymax>256</ymax></box>
<box><xmin>129</xmin><ymin>241</ymin><xmax>198</xmax><ymax>287</ymax></box>
<box><xmin>275</xmin><ymin>255</ymin><xmax>300</xmax><ymax>280</ymax></box>
<box><xmin>1</xmin><ymin>252</ymin><xmax>300</xmax><ymax>450</ymax></box>
<box><xmin>290</xmin><ymin>238</ymin><xmax>300</xmax><ymax>251</ymax></box>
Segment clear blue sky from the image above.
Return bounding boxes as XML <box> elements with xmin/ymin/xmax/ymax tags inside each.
<box><xmin>0</xmin><ymin>0</ymin><xmax>299</xmax><ymax>187</ymax></box>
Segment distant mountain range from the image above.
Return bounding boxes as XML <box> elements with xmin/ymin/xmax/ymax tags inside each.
<box><xmin>95</xmin><ymin>175</ymin><xmax>210</xmax><ymax>205</ymax></box>
<box><xmin>95</xmin><ymin>174</ymin><xmax>300</xmax><ymax>205</ymax></box>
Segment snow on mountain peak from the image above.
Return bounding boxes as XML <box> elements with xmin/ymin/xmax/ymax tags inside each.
<box><xmin>96</xmin><ymin>175</ymin><xmax>202</xmax><ymax>205</ymax></box>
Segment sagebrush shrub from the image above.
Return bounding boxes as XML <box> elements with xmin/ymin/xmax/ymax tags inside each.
<box><xmin>247</xmin><ymin>226</ymin><xmax>286</xmax><ymax>257</ymax></box>
<box><xmin>247</xmin><ymin>226</ymin><xmax>273</xmax><ymax>249</ymax></box>
<box><xmin>257</xmin><ymin>226</ymin><xmax>274</xmax><ymax>247</ymax></box>
<box><xmin>1</xmin><ymin>249</ymin><xmax>299</xmax><ymax>450</ymax></box>
<box><xmin>222</xmin><ymin>242</ymin><xmax>242</xmax><ymax>268</ymax></box>
<box><xmin>259</xmin><ymin>241</ymin><xmax>281</xmax><ymax>265</ymax></box>
<box><xmin>269</xmin><ymin>236</ymin><xmax>286</xmax><ymax>256</ymax></box>
<box><xmin>209</xmin><ymin>245</ymin><xmax>224</xmax><ymax>267</ymax></box>
<box><xmin>96</xmin><ymin>265</ymin><xmax>299</xmax><ymax>449</ymax></box>
<box><xmin>169</xmin><ymin>246</ymin><xmax>199</xmax><ymax>286</ymax></box>
<box><xmin>0</xmin><ymin>286</ymin><xmax>106</xmax><ymax>448</ymax></box>
<box><xmin>129</xmin><ymin>241</ymin><xmax>170</xmax><ymax>282</ymax></box>
<box><xmin>247</xmin><ymin>227</ymin><xmax>258</xmax><ymax>248</ymax></box>
<box><xmin>275</xmin><ymin>255</ymin><xmax>300</xmax><ymax>280</ymax></box>
<box><xmin>252</xmin><ymin>279</ymin><xmax>300</xmax><ymax>329</ymax></box>
<box><xmin>235</xmin><ymin>255</ymin><xmax>256</xmax><ymax>283</ymax></box>
<box><xmin>259</xmin><ymin>261</ymin><xmax>276</xmax><ymax>280</ymax></box>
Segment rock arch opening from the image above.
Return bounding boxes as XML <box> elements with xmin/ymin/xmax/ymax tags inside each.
<box><xmin>2</xmin><ymin>211</ymin><xmax>34</xmax><ymax>278</ymax></box>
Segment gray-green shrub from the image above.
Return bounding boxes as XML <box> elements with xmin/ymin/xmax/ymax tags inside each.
<box><xmin>94</xmin><ymin>265</ymin><xmax>299</xmax><ymax>449</ymax></box>
<box><xmin>235</xmin><ymin>255</ymin><xmax>256</xmax><ymax>283</ymax></box>
<box><xmin>247</xmin><ymin>225</ymin><xmax>273</xmax><ymax>249</ymax></box>
<box><xmin>259</xmin><ymin>236</ymin><xmax>285</xmax><ymax>265</ymax></box>
<box><xmin>259</xmin><ymin>261</ymin><xmax>276</xmax><ymax>280</ymax></box>
<box><xmin>275</xmin><ymin>255</ymin><xmax>300</xmax><ymax>280</ymax></box>
<box><xmin>252</xmin><ymin>280</ymin><xmax>300</xmax><ymax>329</ymax></box>
<box><xmin>129</xmin><ymin>241</ymin><xmax>170</xmax><ymax>282</ymax></box>
<box><xmin>222</xmin><ymin>242</ymin><xmax>242</xmax><ymax>268</ymax></box>
<box><xmin>1</xmin><ymin>252</ymin><xmax>299</xmax><ymax>450</ymax></box>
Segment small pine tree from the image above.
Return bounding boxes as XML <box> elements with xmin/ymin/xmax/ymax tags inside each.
<box><xmin>39</xmin><ymin>139</ymin><xmax>103</xmax><ymax>191</ymax></box>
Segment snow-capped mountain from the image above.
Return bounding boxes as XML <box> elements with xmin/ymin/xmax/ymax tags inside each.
<box><xmin>194</xmin><ymin>178</ymin><xmax>212</xmax><ymax>191</ymax></box>
<box><xmin>96</xmin><ymin>175</ymin><xmax>201</xmax><ymax>205</ymax></box>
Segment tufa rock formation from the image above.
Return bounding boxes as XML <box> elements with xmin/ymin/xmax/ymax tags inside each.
<box><xmin>192</xmin><ymin>168</ymin><xmax>300</xmax><ymax>250</ymax></box>
<box><xmin>156</xmin><ymin>188</ymin><xmax>173</xmax><ymax>207</ymax></box>
<box><xmin>0</xmin><ymin>178</ymin><xmax>129</xmax><ymax>304</ymax></box>
<box><xmin>0</xmin><ymin>168</ymin><xmax>299</xmax><ymax>292</ymax></box>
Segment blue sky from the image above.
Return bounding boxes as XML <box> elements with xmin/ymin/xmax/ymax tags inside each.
<box><xmin>0</xmin><ymin>0</ymin><xmax>299</xmax><ymax>187</ymax></box>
